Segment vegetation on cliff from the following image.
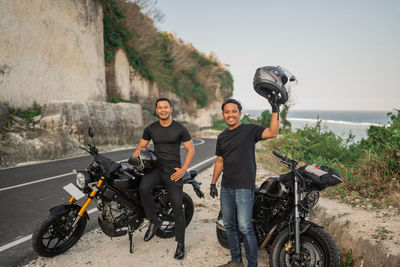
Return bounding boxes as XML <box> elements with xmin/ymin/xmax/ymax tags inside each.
<box><xmin>7</xmin><ymin>103</ymin><xmax>41</xmax><ymax>126</ymax></box>
<box><xmin>256</xmin><ymin>110</ymin><xmax>400</xmax><ymax>209</ymax></box>
<box><xmin>101</xmin><ymin>0</ymin><xmax>233</xmax><ymax>108</ymax></box>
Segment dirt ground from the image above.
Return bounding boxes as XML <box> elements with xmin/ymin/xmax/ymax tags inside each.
<box><xmin>25</xmin><ymin>166</ymin><xmax>271</xmax><ymax>267</ymax></box>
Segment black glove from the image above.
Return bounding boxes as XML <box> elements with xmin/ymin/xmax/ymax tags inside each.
<box><xmin>210</xmin><ymin>184</ymin><xmax>218</xmax><ymax>198</ymax></box>
<box><xmin>268</xmin><ymin>94</ymin><xmax>280</xmax><ymax>113</ymax></box>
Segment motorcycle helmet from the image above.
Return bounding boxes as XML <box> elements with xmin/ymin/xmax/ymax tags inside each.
<box><xmin>128</xmin><ymin>149</ymin><xmax>158</xmax><ymax>170</ymax></box>
<box><xmin>253</xmin><ymin>65</ymin><xmax>297</xmax><ymax>105</ymax></box>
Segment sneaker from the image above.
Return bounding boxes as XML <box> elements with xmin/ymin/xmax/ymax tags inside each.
<box><xmin>217</xmin><ymin>260</ymin><xmax>244</xmax><ymax>267</ymax></box>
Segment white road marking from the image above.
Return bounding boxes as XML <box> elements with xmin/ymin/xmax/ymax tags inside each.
<box><xmin>0</xmin><ymin>235</ymin><xmax>32</xmax><ymax>252</ymax></box>
<box><xmin>188</xmin><ymin>156</ymin><xmax>216</xmax><ymax>170</ymax></box>
<box><xmin>0</xmin><ymin>173</ymin><xmax>73</xmax><ymax>192</ymax></box>
<box><xmin>0</xmin><ymin>153</ymin><xmax>216</xmax><ymax>253</ymax></box>
<box><xmin>0</xmin><ymin>208</ymin><xmax>98</xmax><ymax>253</ymax></box>
<box><xmin>0</xmin><ymin>138</ymin><xmax>209</xmax><ymax>192</ymax></box>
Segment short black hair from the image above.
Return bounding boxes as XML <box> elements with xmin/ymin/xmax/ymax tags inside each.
<box><xmin>155</xmin><ymin>97</ymin><xmax>172</xmax><ymax>108</ymax></box>
<box><xmin>221</xmin><ymin>99</ymin><xmax>242</xmax><ymax>112</ymax></box>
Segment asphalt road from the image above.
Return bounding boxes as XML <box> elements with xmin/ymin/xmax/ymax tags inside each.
<box><xmin>0</xmin><ymin>137</ymin><xmax>217</xmax><ymax>267</ymax></box>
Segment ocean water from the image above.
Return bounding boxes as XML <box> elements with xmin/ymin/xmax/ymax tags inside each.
<box><xmin>243</xmin><ymin>109</ymin><xmax>392</xmax><ymax>142</ymax></box>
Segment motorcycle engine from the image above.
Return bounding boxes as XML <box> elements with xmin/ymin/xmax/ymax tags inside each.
<box><xmin>97</xmin><ymin>199</ymin><xmax>135</xmax><ymax>237</ymax></box>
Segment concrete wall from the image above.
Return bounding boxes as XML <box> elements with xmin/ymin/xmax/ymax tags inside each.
<box><xmin>0</xmin><ymin>0</ymin><xmax>106</xmax><ymax>108</ymax></box>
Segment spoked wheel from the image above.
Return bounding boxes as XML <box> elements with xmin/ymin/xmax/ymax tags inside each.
<box><xmin>155</xmin><ymin>192</ymin><xmax>194</xmax><ymax>238</ymax></box>
<box><xmin>269</xmin><ymin>225</ymin><xmax>339</xmax><ymax>267</ymax></box>
<box><xmin>32</xmin><ymin>212</ymin><xmax>87</xmax><ymax>257</ymax></box>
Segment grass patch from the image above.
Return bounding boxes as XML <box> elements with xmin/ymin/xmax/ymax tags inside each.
<box><xmin>8</xmin><ymin>102</ymin><xmax>41</xmax><ymax>125</ymax></box>
<box><xmin>340</xmin><ymin>248</ymin><xmax>356</xmax><ymax>267</ymax></box>
<box><xmin>107</xmin><ymin>97</ymin><xmax>133</xmax><ymax>104</ymax></box>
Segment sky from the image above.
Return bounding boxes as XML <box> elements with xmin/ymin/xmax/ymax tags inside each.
<box><xmin>152</xmin><ymin>0</ymin><xmax>400</xmax><ymax>111</ymax></box>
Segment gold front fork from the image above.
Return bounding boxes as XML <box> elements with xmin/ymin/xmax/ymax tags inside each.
<box><xmin>71</xmin><ymin>177</ymin><xmax>105</xmax><ymax>227</ymax></box>
<box><xmin>68</xmin><ymin>196</ymin><xmax>76</xmax><ymax>203</ymax></box>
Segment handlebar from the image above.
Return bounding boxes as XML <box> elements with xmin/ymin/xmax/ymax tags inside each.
<box><xmin>272</xmin><ymin>151</ymin><xmax>298</xmax><ymax>168</ymax></box>
<box><xmin>79</xmin><ymin>143</ymin><xmax>98</xmax><ymax>156</ymax></box>
<box><xmin>273</xmin><ymin>151</ymin><xmax>286</xmax><ymax>161</ymax></box>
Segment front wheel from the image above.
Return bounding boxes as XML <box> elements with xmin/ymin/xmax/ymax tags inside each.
<box><xmin>32</xmin><ymin>212</ymin><xmax>87</xmax><ymax>257</ymax></box>
<box><xmin>155</xmin><ymin>192</ymin><xmax>194</xmax><ymax>238</ymax></box>
<box><xmin>269</xmin><ymin>224</ymin><xmax>339</xmax><ymax>267</ymax></box>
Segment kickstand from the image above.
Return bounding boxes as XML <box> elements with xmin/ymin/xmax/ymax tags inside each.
<box><xmin>128</xmin><ymin>231</ymin><xmax>134</xmax><ymax>253</ymax></box>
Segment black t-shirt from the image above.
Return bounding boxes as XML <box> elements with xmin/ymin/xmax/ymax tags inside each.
<box><xmin>216</xmin><ymin>124</ymin><xmax>265</xmax><ymax>189</ymax></box>
<box><xmin>142</xmin><ymin>120</ymin><xmax>191</xmax><ymax>174</ymax></box>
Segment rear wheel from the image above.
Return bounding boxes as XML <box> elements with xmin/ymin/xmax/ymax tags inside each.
<box><xmin>269</xmin><ymin>224</ymin><xmax>339</xmax><ymax>267</ymax></box>
<box><xmin>216</xmin><ymin>211</ymin><xmax>230</xmax><ymax>249</ymax></box>
<box><xmin>155</xmin><ymin>192</ymin><xmax>194</xmax><ymax>238</ymax></box>
<box><xmin>32</xmin><ymin>212</ymin><xmax>87</xmax><ymax>257</ymax></box>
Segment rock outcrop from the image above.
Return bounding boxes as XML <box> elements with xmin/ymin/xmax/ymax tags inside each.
<box><xmin>0</xmin><ymin>103</ymin><xmax>8</xmax><ymax>128</ymax></box>
<box><xmin>0</xmin><ymin>101</ymin><xmax>144</xmax><ymax>168</ymax></box>
<box><xmin>311</xmin><ymin>198</ymin><xmax>400</xmax><ymax>267</ymax></box>
<box><xmin>0</xmin><ymin>0</ymin><xmax>106</xmax><ymax>108</ymax></box>
<box><xmin>105</xmin><ymin>49</ymin><xmax>131</xmax><ymax>101</ymax></box>
<box><xmin>40</xmin><ymin>101</ymin><xmax>144</xmax><ymax>145</ymax></box>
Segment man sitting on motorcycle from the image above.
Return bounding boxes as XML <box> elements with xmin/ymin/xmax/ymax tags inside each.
<box><xmin>132</xmin><ymin>97</ymin><xmax>195</xmax><ymax>260</ymax></box>
<box><xmin>210</xmin><ymin>97</ymin><xmax>280</xmax><ymax>267</ymax></box>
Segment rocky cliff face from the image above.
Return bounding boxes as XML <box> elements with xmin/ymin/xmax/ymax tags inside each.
<box><xmin>0</xmin><ymin>2</ymin><xmax>229</xmax><ymax>167</ymax></box>
<box><xmin>107</xmin><ymin>48</ymin><xmax>223</xmax><ymax>127</ymax></box>
<box><xmin>0</xmin><ymin>0</ymin><xmax>106</xmax><ymax>108</ymax></box>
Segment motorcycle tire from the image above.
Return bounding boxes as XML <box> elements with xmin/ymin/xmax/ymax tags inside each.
<box><xmin>32</xmin><ymin>213</ymin><xmax>87</xmax><ymax>257</ymax></box>
<box><xmin>216</xmin><ymin>211</ymin><xmax>230</xmax><ymax>249</ymax></box>
<box><xmin>155</xmin><ymin>192</ymin><xmax>194</xmax><ymax>238</ymax></box>
<box><xmin>269</xmin><ymin>224</ymin><xmax>339</xmax><ymax>267</ymax></box>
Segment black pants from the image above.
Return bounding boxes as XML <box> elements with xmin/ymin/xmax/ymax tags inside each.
<box><xmin>139</xmin><ymin>167</ymin><xmax>185</xmax><ymax>243</ymax></box>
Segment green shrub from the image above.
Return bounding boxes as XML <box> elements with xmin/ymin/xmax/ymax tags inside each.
<box><xmin>262</xmin><ymin>110</ymin><xmax>400</xmax><ymax>207</ymax></box>
<box><xmin>107</xmin><ymin>97</ymin><xmax>133</xmax><ymax>104</ymax></box>
<box><xmin>8</xmin><ymin>102</ymin><xmax>41</xmax><ymax>125</ymax></box>
<box><xmin>211</xmin><ymin>119</ymin><xmax>227</xmax><ymax>131</ymax></box>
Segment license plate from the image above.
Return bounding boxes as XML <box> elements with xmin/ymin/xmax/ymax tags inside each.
<box><xmin>63</xmin><ymin>183</ymin><xmax>85</xmax><ymax>200</ymax></box>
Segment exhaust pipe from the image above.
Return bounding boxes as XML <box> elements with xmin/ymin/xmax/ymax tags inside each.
<box><xmin>260</xmin><ymin>225</ymin><xmax>278</xmax><ymax>248</ymax></box>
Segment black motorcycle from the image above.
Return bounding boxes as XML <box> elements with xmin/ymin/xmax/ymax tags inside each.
<box><xmin>216</xmin><ymin>151</ymin><xmax>341</xmax><ymax>266</ymax></box>
<box><xmin>32</xmin><ymin>127</ymin><xmax>204</xmax><ymax>257</ymax></box>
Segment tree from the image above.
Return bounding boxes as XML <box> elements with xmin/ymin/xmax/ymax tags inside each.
<box><xmin>280</xmin><ymin>86</ymin><xmax>295</xmax><ymax>130</ymax></box>
<box><xmin>258</xmin><ymin>110</ymin><xmax>272</xmax><ymax>128</ymax></box>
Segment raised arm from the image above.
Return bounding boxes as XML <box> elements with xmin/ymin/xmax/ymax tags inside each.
<box><xmin>261</xmin><ymin>112</ymin><xmax>279</xmax><ymax>139</ymax></box>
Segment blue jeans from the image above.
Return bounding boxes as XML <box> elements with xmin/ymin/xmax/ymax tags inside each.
<box><xmin>220</xmin><ymin>186</ymin><xmax>258</xmax><ymax>267</ymax></box>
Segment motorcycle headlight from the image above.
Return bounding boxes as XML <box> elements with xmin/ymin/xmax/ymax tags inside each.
<box><xmin>74</xmin><ymin>170</ymin><xmax>90</xmax><ymax>189</ymax></box>
<box><xmin>304</xmin><ymin>190</ymin><xmax>320</xmax><ymax>208</ymax></box>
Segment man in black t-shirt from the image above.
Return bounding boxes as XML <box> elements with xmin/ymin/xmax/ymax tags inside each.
<box><xmin>132</xmin><ymin>98</ymin><xmax>194</xmax><ymax>260</ymax></box>
<box><xmin>210</xmin><ymin>99</ymin><xmax>279</xmax><ymax>267</ymax></box>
